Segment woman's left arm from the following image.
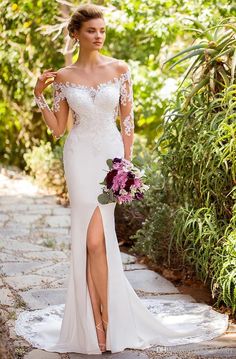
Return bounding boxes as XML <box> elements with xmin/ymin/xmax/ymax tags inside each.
<box><xmin>119</xmin><ymin>64</ymin><xmax>135</xmax><ymax>161</ymax></box>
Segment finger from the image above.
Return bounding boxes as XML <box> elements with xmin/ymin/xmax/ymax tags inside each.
<box><xmin>44</xmin><ymin>68</ymin><xmax>53</xmax><ymax>73</ymax></box>
<box><xmin>45</xmin><ymin>75</ymin><xmax>57</xmax><ymax>80</ymax></box>
<box><xmin>45</xmin><ymin>79</ymin><xmax>55</xmax><ymax>86</ymax></box>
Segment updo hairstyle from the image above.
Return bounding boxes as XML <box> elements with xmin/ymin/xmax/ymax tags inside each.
<box><xmin>67</xmin><ymin>4</ymin><xmax>105</xmax><ymax>45</ymax></box>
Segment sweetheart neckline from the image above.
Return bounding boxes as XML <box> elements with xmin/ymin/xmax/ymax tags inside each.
<box><xmin>52</xmin><ymin>69</ymin><xmax>130</xmax><ymax>93</ymax></box>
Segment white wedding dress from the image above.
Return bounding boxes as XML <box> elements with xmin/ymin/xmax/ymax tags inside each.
<box><xmin>15</xmin><ymin>63</ymin><xmax>229</xmax><ymax>354</ymax></box>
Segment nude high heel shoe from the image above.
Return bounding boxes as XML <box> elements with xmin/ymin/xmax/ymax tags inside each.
<box><xmin>102</xmin><ymin>318</ymin><xmax>108</xmax><ymax>331</ymax></box>
<box><xmin>95</xmin><ymin>321</ymin><xmax>106</xmax><ymax>352</ymax></box>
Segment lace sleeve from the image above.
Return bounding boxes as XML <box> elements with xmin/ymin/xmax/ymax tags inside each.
<box><xmin>119</xmin><ymin>67</ymin><xmax>135</xmax><ymax>161</ymax></box>
<box><xmin>33</xmin><ymin>81</ymin><xmax>69</xmax><ymax>139</ymax></box>
<box><xmin>52</xmin><ymin>82</ymin><xmax>67</xmax><ymax>112</ymax></box>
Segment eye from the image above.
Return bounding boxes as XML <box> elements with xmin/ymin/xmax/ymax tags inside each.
<box><xmin>88</xmin><ymin>29</ymin><xmax>106</xmax><ymax>33</ymax></box>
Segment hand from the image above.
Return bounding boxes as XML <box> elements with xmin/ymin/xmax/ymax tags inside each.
<box><xmin>34</xmin><ymin>68</ymin><xmax>57</xmax><ymax>96</ymax></box>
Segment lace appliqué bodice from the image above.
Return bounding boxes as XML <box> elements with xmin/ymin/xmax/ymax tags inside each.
<box><xmin>51</xmin><ymin>68</ymin><xmax>135</xmax><ymax>157</ymax></box>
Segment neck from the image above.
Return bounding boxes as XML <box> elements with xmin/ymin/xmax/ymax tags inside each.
<box><xmin>73</xmin><ymin>49</ymin><xmax>104</xmax><ymax>70</ymax></box>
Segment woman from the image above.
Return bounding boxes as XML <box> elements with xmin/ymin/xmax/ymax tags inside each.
<box><xmin>15</xmin><ymin>3</ymin><xmax>229</xmax><ymax>355</ymax></box>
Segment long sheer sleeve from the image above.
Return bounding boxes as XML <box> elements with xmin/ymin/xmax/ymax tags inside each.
<box><xmin>34</xmin><ymin>80</ymin><xmax>69</xmax><ymax>139</ymax></box>
<box><xmin>119</xmin><ymin>67</ymin><xmax>135</xmax><ymax>161</ymax></box>
<box><xmin>51</xmin><ymin>82</ymin><xmax>67</xmax><ymax>113</ymax></box>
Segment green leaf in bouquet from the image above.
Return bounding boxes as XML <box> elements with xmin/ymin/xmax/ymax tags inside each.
<box><xmin>106</xmin><ymin>159</ymin><xmax>113</xmax><ymax>168</ymax></box>
<box><xmin>97</xmin><ymin>193</ymin><xmax>110</xmax><ymax>204</ymax></box>
<box><xmin>108</xmin><ymin>190</ymin><xmax>116</xmax><ymax>202</ymax></box>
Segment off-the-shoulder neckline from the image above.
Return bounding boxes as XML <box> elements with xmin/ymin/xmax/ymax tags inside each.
<box><xmin>52</xmin><ymin>69</ymin><xmax>131</xmax><ymax>92</ymax></box>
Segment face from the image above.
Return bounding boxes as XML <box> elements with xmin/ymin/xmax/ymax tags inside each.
<box><xmin>76</xmin><ymin>18</ymin><xmax>106</xmax><ymax>49</ymax></box>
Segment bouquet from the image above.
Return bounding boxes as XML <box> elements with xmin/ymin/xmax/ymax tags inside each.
<box><xmin>97</xmin><ymin>157</ymin><xmax>150</xmax><ymax>205</ymax></box>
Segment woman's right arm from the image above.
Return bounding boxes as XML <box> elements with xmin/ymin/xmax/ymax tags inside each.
<box><xmin>34</xmin><ymin>68</ymin><xmax>69</xmax><ymax>139</ymax></box>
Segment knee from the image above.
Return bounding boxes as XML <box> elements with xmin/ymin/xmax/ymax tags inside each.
<box><xmin>87</xmin><ymin>236</ymin><xmax>104</xmax><ymax>255</ymax></box>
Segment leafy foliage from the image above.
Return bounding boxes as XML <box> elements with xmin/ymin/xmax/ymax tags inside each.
<box><xmin>23</xmin><ymin>140</ymin><xmax>68</xmax><ymax>200</ymax></box>
<box><xmin>132</xmin><ymin>19</ymin><xmax>236</xmax><ymax>312</ymax></box>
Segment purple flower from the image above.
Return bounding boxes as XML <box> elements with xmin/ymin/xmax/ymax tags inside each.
<box><xmin>112</xmin><ymin>171</ymin><xmax>128</xmax><ymax>190</ymax></box>
<box><xmin>105</xmin><ymin>169</ymin><xmax>118</xmax><ymax>189</ymax></box>
<box><xmin>135</xmin><ymin>191</ymin><xmax>144</xmax><ymax>200</ymax></box>
<box><xmin>127</xmin><ymin>171</ymin><xmax>135</xmax><ymax>179</ymax></box>
<box><xmin>124</xmin><ymin>177</ymin><xmax>135</xmax><ymax>191</ymax></box>
<box><xmin>113</xmin><ymin>157</ymin><xmax>122</xmax><ymax>163</ymax></box>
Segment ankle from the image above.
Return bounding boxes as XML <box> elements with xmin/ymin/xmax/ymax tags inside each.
<box><xmin>102</xmin><ymin>317</ymin><xmax>108</xmax><ymax>330</ymax></box>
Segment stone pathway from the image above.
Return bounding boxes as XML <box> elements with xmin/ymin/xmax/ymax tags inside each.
<box><xmin>0</xmin><ymin>166</ymin><xmax>236</xmax><ymax>359</ymax></box>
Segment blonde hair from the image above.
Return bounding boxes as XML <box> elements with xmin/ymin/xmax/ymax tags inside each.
<box><xmin>67</xmin><ymin>3</ymin><xmax>105</xmax><ymax>44</ymax></box>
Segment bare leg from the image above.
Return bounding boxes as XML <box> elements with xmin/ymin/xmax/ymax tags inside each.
<box><xmin>86</xmin><ymin>249</ymin><xmax>106</xmax><ymax>351</ymax></box>
<box><xmin>86</xmin><ymin>206</ymin><xmax>109</xmax><ymax>351</ymax></box>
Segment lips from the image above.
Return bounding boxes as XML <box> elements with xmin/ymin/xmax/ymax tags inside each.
<box><xmin>94</xmin><ymin>42</ymin><xmax>102</xmax><ymax>44</ymax></box>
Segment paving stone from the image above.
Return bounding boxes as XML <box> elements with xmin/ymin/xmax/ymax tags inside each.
<box><xmin>121</xmin><ymin>252</ymin><xmax>137</xmax><ymax>264</ymax></box>
<box><xmin>19</xmin><ymin>287</ymin><xmax>66</xmax><ymax>309</ymax></box>
<box><xmin>24</xmin><ymin>349</ymin><xmax>61</xmax><ymax>358</ymax></box>
<box><xmin>0</xmin><ymin>238</ymin><xmax>46</xmax><ymax>252</ymax></box>
<box><xmin>23</xmin><ymin>250</ymin><xmax>67</xmax><ymax>261</ymax></box>
<box><xmin>44</xmin><ymin>215</ymin><xmax>70</xmax><ymax>228</ymax></box>
<box><xmin>25</xmin><ymin>231</ymin><xmax>61</xmax><ymax>245</ymax></box>
<box><xmin>0</xmin><ymin>195</ymin><xmax>23</xmax><ymax>204</ymax></box>
<box><xmin>125</xmin><ymin>269</ymin><xmax>179</xmax><ymax>294</ymax></box>
<box><xmin>0</xmin><ymin>227</ymin><xmax>30</xmax><ymax>239</ymax></box>
<box><xmin>142</xmin><ymin>293</ymin><xmax>196</xmax><ymax>303</ymax></box>
<box><xmin>0</xmin><ymin>203</ymin><xmax>29</xmax><ymax>212</ymax></box>
<box><xmin>9</xmin><ymin>326</ymin><xmax>20</xmax><ymax>341</ymax></box>
<box><xmin>6</xmin><ymin>196</ymin><xmax>35</xmax><ymax>204</ymax></box>
<box><xmin>27</xmin><ymin>203</ymin><xmax>56</xmax><ymax>212</ymax></box>
<box><xmin>123</xmin><ymin>263</ymin><xmax>148</xmax><ymax>271</ymax></box>
<box><xmin>11</xmin><ymin>214</ymin><xmax>42</xmax><ymax>225</ymax></box>
<box><xmin>0</xmin><ymin>261</ymin><xmax>53</xmax><ymax>276</ymax></box>
<box><xmin>52</xmin><ymin>235</ymin><xmax>71</xmax><ymax>246</ymax></box>
<box><xmin>226</xmin><ymin>322</ymin><xmax>236</xmax><ymax>333</ymax></box>
<box><xmin>149</xmin><ymin>334</ymin><xmax>236</xmax><ymax>358</ymax></box>
<box><xmin>199</xmin><ymin>331</ymin><xmax>236</xmax><ymax>347</ymax></box>
<box><xmin>25</xmin><ymin>207</ymin><xmax>53</xmax><ymax>215</ymax></box>
<box><xmin>33</xmin><ymin>195</ymin><xmax>57</xmax><ymax>204</ymax></box>
<box><xmin>34</xmin><ymin>262</ymin><xmax>69</xmax><ymax>278</ymax></box>
<box><xmin>0</xmin><ymin>287</ymin><xmax>15</xmax><ymax>306</ymax></box>
<box><xmin>192</xmin><ymin>347</ymin><xmax>236</xmax><ymax>357</ymax></box>
<box><xmin>5</xmin><ymin>274</ymin><xmax>57</xmax><ymax>290</ymax></box>
<box><xmin>36</xmin><ymin>234</ymin><xmax>71</xmax><ymax>247</ymax></box>
<box><xmin>69</xmin><ymin>350</ymin><xmax>149</xmax><ymax>358</ymax></box>
<box><xmin>52</xmin><ymin>206</ymin><xmax>71</xmax><ymax>215</ymax></box>
<box><xmin>0</xmin><ymin>252</ymin><xmax>30</xmax><ymax>262</ymax></box>
<box><xmin>0</xmin><ymin>213</ymin><xmax>9</xmax><ymax>223</ymax></box>
<box><xmin>49</xmin><ymin>277</ymin><xmax>69</xmax><ymax>288</ymax></box>
<box><xmin>33</xmin><ymin>227</ymin><xmax>70</xmax><ymax>235</ymax></box>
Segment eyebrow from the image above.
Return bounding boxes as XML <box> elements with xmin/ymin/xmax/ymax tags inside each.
<box><xmin>87</xmin><ymin>27</ymin><xmax>105</xmax><ymax>29</ymax></box>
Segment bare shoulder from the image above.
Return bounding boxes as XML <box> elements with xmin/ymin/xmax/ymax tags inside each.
<box><xmin>114</xmin><ymin>60</ymin><xmax>130</xmax><ymax>76</ymax></box>
<box><xmin>54</xmin><ymin>66</ymin><xmax>72</xmax><ymax>83</ymax></box>
<box><xmin>104</xmin><ymin>55</ymin><xmax>130</xmax><ymax>75</ymax></box>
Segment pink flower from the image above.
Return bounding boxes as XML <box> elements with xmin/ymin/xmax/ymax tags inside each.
<box><xmin>98</xmin><ymin>157</ymin><xmax>149</xmax><ymax>205</ymax></box>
